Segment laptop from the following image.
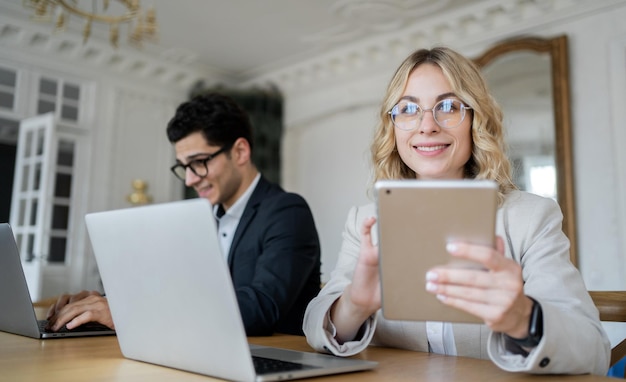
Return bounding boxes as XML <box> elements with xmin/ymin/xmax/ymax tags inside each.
<box><xmin>85</xmin><ymin>199</ymin><xmax>377</xmax><ymax>382</ymax></box>
<box><xmin>375</xmin><ymin>179</ymin><xmax>498</xmax><ymax>323</ymax></box>
<box><xmin>0</xmin><ymin>223</ymin><xmax>116</xmax><ymax>338</ymax></box>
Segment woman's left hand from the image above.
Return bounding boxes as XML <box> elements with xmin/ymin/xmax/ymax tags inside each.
<box><xmin>425</xmin><ymin>236</ymin><xmax>533</xmax><ymax>338</ymax></box>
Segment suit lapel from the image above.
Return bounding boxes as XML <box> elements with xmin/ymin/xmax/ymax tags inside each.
<box><xmin>227</xmin><ymin>176</ymin><xmax>273</xmax><ymax>268</ymax></box>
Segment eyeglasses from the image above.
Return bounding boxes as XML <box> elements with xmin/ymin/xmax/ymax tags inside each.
<box><xmin>170</xmin><ymin>145</ymin><xmax>230</xmax><ymax>181</ymax></box>
<box><xmin>388</xmin><ymin>98</ymin><xmax>472</xmax><ymax>130</ymax></box>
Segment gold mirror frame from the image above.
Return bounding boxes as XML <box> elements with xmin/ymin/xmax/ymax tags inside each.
<box><xmin>473</xmin><ymin>35</ymin><xmax>577</xmax><ymax>266</ymax></box>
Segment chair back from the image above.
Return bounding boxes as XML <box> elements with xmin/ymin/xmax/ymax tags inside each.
<box><xmin>589</xmin><ymin>291</ymin><xmax>626</xmax><ymax>372</ymax></box>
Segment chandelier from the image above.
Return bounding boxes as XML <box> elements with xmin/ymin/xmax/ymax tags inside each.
<box><xmin>23</xmin><ymin>0</ymin><xmax>157</xmax><ymax>48</ymax></box>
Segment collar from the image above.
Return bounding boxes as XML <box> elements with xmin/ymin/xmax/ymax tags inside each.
<box><xmin>212</xmin><ymin>173</ymin><xmax>261</xmax><ymax>220</ymax></box>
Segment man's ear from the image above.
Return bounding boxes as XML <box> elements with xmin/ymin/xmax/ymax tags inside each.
<box><xmin>231</xmin><ymin>137</ymin><xmax>252</xmax><ymax>165</ymax></box>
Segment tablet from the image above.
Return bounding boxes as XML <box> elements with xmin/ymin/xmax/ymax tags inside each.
<box><xmin>375</xmin><ymin>179</ymin><xmax>498</xmax><ymax>323</ymax></box>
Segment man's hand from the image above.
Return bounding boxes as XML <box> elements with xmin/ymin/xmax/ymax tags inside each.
<box><xmin>46</xmin><ymin>290</ymin><xmax>114</xmax><ymax>331</ymax></box>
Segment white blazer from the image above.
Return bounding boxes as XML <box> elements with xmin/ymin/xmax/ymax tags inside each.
<box><xmin>303</xmin><ymin>190</ymin><xmax>610</xmax><ymax>375</ymax></box>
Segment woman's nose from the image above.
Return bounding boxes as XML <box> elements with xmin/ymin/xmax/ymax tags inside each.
<box><xmin>418</xmin><ymin>109</ymin><xmax>441</xmax><ymax>134</ymax></box>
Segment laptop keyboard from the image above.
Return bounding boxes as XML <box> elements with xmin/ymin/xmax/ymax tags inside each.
<box><xmin>38</xmin><ymin>320</ymin><xmax>112</xmax><ymax>333</ymax></box>
<box><xmin>252</xmin><ymin>355</ymin><xmax>319</xmax><ymax>375</ymax></box>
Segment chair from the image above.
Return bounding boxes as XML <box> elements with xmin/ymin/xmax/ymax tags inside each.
<box><xmin>589</xmin><ymin>291</ymin><xmax>626</xmax><ymax>377</ymax></box>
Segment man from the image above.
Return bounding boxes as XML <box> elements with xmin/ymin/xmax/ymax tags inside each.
<box><xmin>47</xmin><ymin>93</ymin><xmax>321</xmax><ymax>336</ymax></box>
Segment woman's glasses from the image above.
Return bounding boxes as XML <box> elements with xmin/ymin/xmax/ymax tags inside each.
<box><xmin>388</xmin><ymin>98</ymin><xmax>472</xmax><ymax>130</ymax></box>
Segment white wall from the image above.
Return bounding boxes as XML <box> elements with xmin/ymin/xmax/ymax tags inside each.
<box><xmin>560</xmin><ymin>10</ymin><xmax>626</xmax><ymax>290</ymax></box>
<box><xmin>284</xmin><ymin>99</ymin><xmax>379</xmax><ymax>279</ymax></box>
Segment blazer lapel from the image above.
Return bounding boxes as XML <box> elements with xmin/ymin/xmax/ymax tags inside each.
<box><xmin>226</xmin><ymin>176</ymin><xmax>273</xmax><ymax>268</ymax></box>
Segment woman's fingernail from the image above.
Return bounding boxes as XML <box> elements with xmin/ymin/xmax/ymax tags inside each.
<box><xmin>426</xmin><ymin>271</ymin><xmax>438</xmax><ymax>281</ymax></box>
<box><xmin>426</xmin><ymin>282</ymin><xmax>437</xmax><ymax>291</ymax></box>
<box><xmin>446</xmin><ymin>242</ymin><xmax>458</xmax><ymax>253</ymax></box>
<box><xmin>436</xmin><ymin>294</ymin><xmax>447</xmax><ymax>301</ymax></box>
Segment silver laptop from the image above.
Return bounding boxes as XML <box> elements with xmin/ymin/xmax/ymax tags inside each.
<box><xmin>85</xmin><ymin>199</ymin><xmax>377</xmax><ymax>382</ymax></box>
<box><xmin>0</xmin><ymin>223</ymin><xmax>116</xmax><ymax>338</ymax></box>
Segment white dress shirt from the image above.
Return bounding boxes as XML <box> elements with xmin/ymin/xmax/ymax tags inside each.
<box><xmin>213</xmin><ymin>173</ymin><xmax>260</xmax><ymax>260</ymax></box>
<box><xmin>426</xmin><ymin>321</ymin><xmax>457</xmax><ymax>355</ymax></box>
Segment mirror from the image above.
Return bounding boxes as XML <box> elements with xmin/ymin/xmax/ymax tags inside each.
<box><xmin>473</xmin><ymin>35</ymin><xmax>577</xmax><ymax>266</ymax></box>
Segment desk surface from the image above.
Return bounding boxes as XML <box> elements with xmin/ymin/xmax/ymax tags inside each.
<box><xmin>0</xmin><ymin>329</ymin><xmax>613</xmax><ymax>382</ymax></box>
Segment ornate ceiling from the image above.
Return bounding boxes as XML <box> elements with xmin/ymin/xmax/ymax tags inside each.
<box><xmin>0</xmin><ymin>0</ymin><xmax>622</xmax><ymax>92</ymax></box>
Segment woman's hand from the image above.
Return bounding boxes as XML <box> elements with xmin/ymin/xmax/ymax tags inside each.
<box><xmin>346</xmin><ymin>216</ymin><xmax>382</xmax><ymax>313</ymax></box>
<box><xmin>330</xmin><ymin>216</ymin><xmax>381</xmax><ymax>343</ymax></box>
<box><xmin>46</xmin><ymin>290</ymin><xmax>115</xmax><ymax>331</ymax></box>
<box><xmin>425</xmin><ymin>236</ymin><xmax>533</xmax><ymax>338</ymax></box>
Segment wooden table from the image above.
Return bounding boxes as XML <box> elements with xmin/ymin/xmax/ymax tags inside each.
<box><xmin>0</xmin><ymin>329</ymin><xmax>614</xmax><ymax>381</ymax></box>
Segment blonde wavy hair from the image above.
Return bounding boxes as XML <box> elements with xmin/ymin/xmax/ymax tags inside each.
<box><xmin>370</xmin><ymin>46</ymin><xmax>516</xmax><ymax>203</ymax></box>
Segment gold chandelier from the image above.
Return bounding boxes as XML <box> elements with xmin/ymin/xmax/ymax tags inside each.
<box><xmin>23</xmin><ymin>0</ymin><xmax>157</xmax><ymax>48</ymax></box>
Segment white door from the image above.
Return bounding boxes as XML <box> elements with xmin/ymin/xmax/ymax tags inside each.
<box><xmin>9</xmin><ymin>113</ymin><xmax>58</xmax><ymax>302</ymax></box>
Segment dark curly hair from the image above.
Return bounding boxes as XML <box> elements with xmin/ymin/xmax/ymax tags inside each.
<box><xmin>166</xmin><ymin>93</ymin><xmax>254</xmax><ymax>152</ymax></box>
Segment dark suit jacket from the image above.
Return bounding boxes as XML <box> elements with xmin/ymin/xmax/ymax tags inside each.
<box><xmin>227</xmin><ymin>176</ymin><xmax>321</xmax><ymax>336</ymax></box>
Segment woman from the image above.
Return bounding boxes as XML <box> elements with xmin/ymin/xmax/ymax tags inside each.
<box><xmin>303</xmin><ymin>47</ymin><xmax>610</xmax><ymax>375</ymax></box>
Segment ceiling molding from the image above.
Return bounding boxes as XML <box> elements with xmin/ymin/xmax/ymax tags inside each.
<box><xmin>244</xmin><ymin>0</ymin><xmax>626</xmax><ymax>93</ymax></box>
<box><xmin>0</xmin><ymin>6</ymin><xmax>216</xmax><ymax>91</ymax></box>
<box><xmin>300</xmin><ymin>0</ymin><xmax>455</xmax><ymax>46</ymax></box>
<box><xmin>1</xmin><ymin>0</ymin><xmax>624</xmax><ymax>94</ymax></box>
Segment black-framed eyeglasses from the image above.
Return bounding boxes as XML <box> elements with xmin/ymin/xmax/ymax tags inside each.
<box><xmin>170</xmin><ymin>145</ymin><xmax>230</xmax><ymax>181</ymax></box>
<box><xmin>388</xmin><ymin>98</ymin><xmax>472</xmax><ymax>130</ymax></box>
